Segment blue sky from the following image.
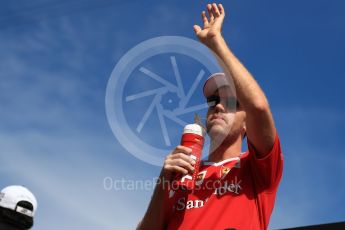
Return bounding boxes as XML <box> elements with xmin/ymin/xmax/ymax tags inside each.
<box><xmin>1</xmin><ymin>0</ymin><xmax>344</xmax><ymax>229</ymax></box>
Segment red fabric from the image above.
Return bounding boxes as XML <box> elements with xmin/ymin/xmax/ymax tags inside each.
<box><xmin>164</xmin><ymin>134</ymin><xmax>283</xmax><ymax>230</ymax></box>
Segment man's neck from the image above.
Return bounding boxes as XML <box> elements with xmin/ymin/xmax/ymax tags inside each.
<box><xmin>207</xmin><ymin>134</ymin><xmax>242</xmax><ymax>162</ymax></box>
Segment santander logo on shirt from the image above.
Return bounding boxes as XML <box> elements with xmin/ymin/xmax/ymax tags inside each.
<box><xmin>214</xmin><ymin>176</ymin><xmax>242</xmax><ymax>196</ymax></box>
<box><xmin>174</xmin><ymin>176</ymin><xmax>242</xmax><ymax>211</ymax></box>
<box><xmin>172</xmin><ymin>158</ymin><xmax>243</xmax><ymax>212</ymax></box>
<box><xmin>175</xmin><ymin>197</ymin><xmax>208</xmax><ymax>211</ymax></box>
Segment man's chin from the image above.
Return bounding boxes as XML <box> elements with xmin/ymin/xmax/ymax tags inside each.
<box><xmin>207</xmin><ymin>125</ymin><xmax>229</xmax><ymax>139</ymax></box>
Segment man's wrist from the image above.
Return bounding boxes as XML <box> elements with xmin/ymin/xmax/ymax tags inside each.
<box><xmin>205</xmin><ymin>34</ymin><xmax>226</xmax><ymax>52</ymax></box>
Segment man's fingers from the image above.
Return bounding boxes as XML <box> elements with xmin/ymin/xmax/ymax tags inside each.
<box><xmin>193</xmin><ymin>25</ymin><xmax>202</xmax><ymax>34</ymax></box>
<box><xmin>212</xmin><ymin>3</ymin><xmax>220</xmax><ymax>17</ymax></box>
<box><xmin>171</xmin><ymin>153</ymin><xmax>196</xmax><ymax>166</ymax></box>
<box><xmin>175</xmin><ymin>158</ymin><xmax>195</xmax><ymax>172</ymax></box>
<box><xmin>201</xmin><ymin>11</ymin><xmax>209</xmax><ymax>27</ymax></box>
<box><xmin>173</xmin><ymin>145</ymin><xmax>192</xmax><ymax>155</ymax></box>
<box><xmin>168</xmin><ymin>158</ymin><xmax>194</xmax><ymax>173</ymax></box>
<box><xmin>164</xmin><ymin>145</ymin><xmax>196</xmax><ymax>174</ymax></box>
<box><xmin>165</xmin><ymin>165</ymin><xmax>189</xmax><ymax>175</ymax></box>
<box><xmin>207</xmin><ymin>4</ymin><xmax>214</xmax><ymax>21</ymax></box>
<box><xmin>218</xmin><ymin>3</ymin><xmax>225</xmax><ymax>15</ymax></box>
<box><xmin>163</xmin><ymin>144</ymin><xmax>197</xmax><ymax>176</ymax></box>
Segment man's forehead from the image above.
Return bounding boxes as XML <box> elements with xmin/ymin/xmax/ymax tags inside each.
<box><xmin>211</xmin><ymin>86</ymin><xmax>236</xmax><ymax>97</ymax></box>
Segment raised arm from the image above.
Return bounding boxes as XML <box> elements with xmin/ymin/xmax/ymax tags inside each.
<box><xmin>194</xmin><ymin>3</ymin><xmax>276</xmax><ymax>156</ymax></box>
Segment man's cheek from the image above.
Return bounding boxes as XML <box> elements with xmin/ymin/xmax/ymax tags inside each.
<box><xmin>206</xmin><ymin>121</ymin><xmax>211</xmax><ymax>133</ymax></box>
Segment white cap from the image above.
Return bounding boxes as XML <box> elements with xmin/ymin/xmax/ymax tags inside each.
<box><xmin>183</xmin><ymin>124</ymin><xmax>204</xmax><ymax>137</ymax></box>
<box><xmin>203</xmin><ymin>72</ymin><xmax>232</xmax><ymax>98</ymax></box>
<box><xmin>0</xmin><ymin>185</ymin><xmax>37</xmax><ymax>217</ymax></box>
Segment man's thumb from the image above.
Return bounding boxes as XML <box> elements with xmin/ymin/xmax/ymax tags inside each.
<box><xmin>193</xmin><ymin>25</ymin><xmax>202</xmax><ymax>34</ymax></box>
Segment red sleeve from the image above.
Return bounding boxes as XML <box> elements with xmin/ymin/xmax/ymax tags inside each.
<box><xmin>247</xmin><ymin>133</ymin><xmax>284</xmax><ymax>191</ymax></box>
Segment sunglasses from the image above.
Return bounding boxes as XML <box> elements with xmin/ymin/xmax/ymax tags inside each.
<box><xmin>206</xmin><ymin>95</ymin><xmax>239</xmax><ymax>110</ymax></box>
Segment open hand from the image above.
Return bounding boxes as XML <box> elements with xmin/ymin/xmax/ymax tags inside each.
<box><xmin>193</xmin><ymin>3</ymin><xmax>225</xmax><ymax>47</ymax></box>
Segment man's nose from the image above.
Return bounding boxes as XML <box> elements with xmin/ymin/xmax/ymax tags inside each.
<box><xmin>214</xmin><ymin>101</ymin><xmax>225</xmax><ymax>113</ymax></box>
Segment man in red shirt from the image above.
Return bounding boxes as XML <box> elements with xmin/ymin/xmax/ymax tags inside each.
<box><xmin>138</xmin><ymin>3</ymin><xmax>283</xmax><ymax>230</ymax></box>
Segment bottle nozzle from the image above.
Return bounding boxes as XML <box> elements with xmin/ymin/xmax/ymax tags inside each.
<box><xmin>194</xmin><ymin>113</ymin><xmax>206</xmax><ymax>135</ymax></box>
<box><xmin>194</xmin><ymin>113</ymin><xmax>201</xmax><ymax>126</ymax></box>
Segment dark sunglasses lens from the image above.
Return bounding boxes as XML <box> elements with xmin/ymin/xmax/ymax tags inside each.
<box><xmin>207</xmin><ymin>96</ymin><xmax>220</xmax><ymax>107</ymax></box>
<box><xmin>207</xmin><ymin>96</ymin><xmax>238</xmax><ymax>110</ymax></box>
